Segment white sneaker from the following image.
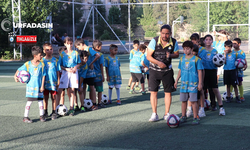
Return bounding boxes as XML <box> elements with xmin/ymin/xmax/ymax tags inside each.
<box><xmin>198</xmin><ymin>109</ymin><xmax>206</xmax><ymax>117</ymax></box>
<box><xmin>186</xmin><ymin>109</ymin><xmax>193</xmax><ymax>118</ymax></box>
<box><xmin>219</xmin><ymin>108</ymin><xmax>226</xmax><ymax>116</ymax></box>
<box><xmin>163</xmin><ymin>113</ymin><xmax>170</xmax><ymax>120</ymax></box>
<box><xmin>149</xmin><ymin>113</ymin><xmax>159</xmax><ymax>122</ymax></box>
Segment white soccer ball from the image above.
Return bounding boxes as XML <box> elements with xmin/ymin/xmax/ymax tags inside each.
<box><xmin>56</xmin><ymin>104</ymin><xmax>68</xmax><ymax>116</ymax></box>
<box><xmin>204</xmin><ymin>99</ymin><xmax>210</xmax><ymax>110</ymax></box>
<box><xmin>101</xmin><ymin>94</ymin><xmax>109</xmax><ymax>104</ymax></box>
<box><xmin>235</xmin><ymin>58</ymin><xmax>246</xmax><ymax>69</ymax></box>
<box><xmin>167</xmin><ymin>114</ymin><xmax>180</xmax><ymax>128</ymax></box>
<box><xmin>84</xmin><ymin>98</ymin><xmax>93</xmax><ymax>109</ymax></box>
<box><xmin>213</xmin><ymin>53</ymin><xmax>225</xmax><ymax>67</ymax></box>
<box><xmin>18</xmin><ymin>70</ymin><xmax>30</xmax><ymax>83</ymax></box>
<box><xmin>222</xmin><ymin>92</ymin><xmax>233</xmax><ymax>101</ymax></box>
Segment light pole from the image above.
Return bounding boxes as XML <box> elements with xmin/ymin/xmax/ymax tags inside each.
<box><xmin>172</xmin><ymin>16</ymin><xmax>184</xmax><ymax>38</ymax></box>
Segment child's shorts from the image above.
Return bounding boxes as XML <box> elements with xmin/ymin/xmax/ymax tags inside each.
<box><xmin>131</xmin><ymin>73</ymin><xmax>144</xmax><ymax>83</ymax></box>
<box><xmin>83</xmin><ymin>78</ymin><xmax>95</xmax><ymax>86</ymax></box>
<box><xmin>223</xmin><ymin>69</ymin><xmax>238</xmax><ymax>86</ymax></box>
<box><xmin>180</xmin><ymin>92</ymin><xmax>198</xmax><ymax>102</ymax></box>
<box><xmin>59</xmin><ymin>70</ymin><xmax>79</xmax><ymax>89</ymax></box>
<box><xmin>88</xmin><ymin>81</ymin><xmax>103</xmax><ymax>92</ymax></box>
<box><xmin>44</xmin><ymin>89</ymin><xmax>57</xmax><ymax>96</ymax></box>
<box><xmin>238</xmin><ymin>77</ymin><xmax>243</xmax><ymax>82</ymax></box>
<box><xmin>109</xmin><ymin>84</ymin><xmax>121</xmax><ymax>89</ymax></box>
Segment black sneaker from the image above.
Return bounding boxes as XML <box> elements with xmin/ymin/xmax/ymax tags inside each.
<box><xmin>236</xmin><ymin>96</ymin><xmax>241</xmax><ymax>103</ymax></box>
<box><xmin>226</xmin><ymin>97</ymin><xmax>231</xmax><ymax>103</ymax></box>
<box><xmin>68</xmin><ymin>110</ymin><xmax>75</xmax><ymax>116</ymax></box>
<box><xmin>44</xmin><ymin>112</ymin><xmax>49</xmax><ymax>118</ymax></box>
<box><xmin>51</xmin><ymin>113</ymin><xmax>57</xmax><ymax>120</ymax></box>
<box><xmin>74</xmin><ymin>106</ymin><xmax>80</xmax><ymax>111</ymax></box>
<box><xmin>98</xmin><ymin>103</ymin><xmax>106</xmax><ymax>109</ymax></box>
<box><xmin>40</xmin><ymin>115</ymin><xmax>46</xmax><ymax>122</ymax></box>
<box><xmin>80</xmin><ymin>106</ymin><xmax>86</xmax><ymax>112</ymax></box>
<box><xmin>23</xmin><ymin>117</ymin><xmax>33</xmax><ymax>123</ymax></box>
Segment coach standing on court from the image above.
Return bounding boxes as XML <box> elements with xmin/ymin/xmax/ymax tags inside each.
<box><xmin>147</xmin><ymin>24</ymin><xmax>179</xmax><ymax>122</ymax></box>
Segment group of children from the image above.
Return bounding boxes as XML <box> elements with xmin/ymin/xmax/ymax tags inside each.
<box><xmin>14</xmin><ymin>37</ymin><xmax>122</xmax><ymax>123</ymax></box>
<box><xmin>174</xmin><ymin>32</ymin><xmax>247</xmax><ymax>125</ymax></box>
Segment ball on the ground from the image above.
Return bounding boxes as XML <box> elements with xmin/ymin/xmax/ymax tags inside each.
<box><xmin>18</xmin><ymin>70</ymin><xmax>30</xmax><ymax>83</ymax></box>
<box><xmin>167</xmin><ymin>114</ymin><xmax>180</xmax><ymax>128</ymax></box>
<box><xmin>204</xmin><ymin>99</ymin><xmax>210</xmax><ymax>110</ymax></box>
<box><xmin>101</xmin><ymin>94</ymin><xmax>108</xmax><ymax>104</ymax></box>
<box><xmin>222</xmin><ymin>92</ymin><xmax>233</xmax><ymax>101</ymax></box>
<box><xmin>235</xmin><ymin>58</ymin><xmax>246</xmax><ymax>69</ymax></box>
<box><xmin>213</xmin><ymin>53</ymin><xmax>225</xmax><ymax>67</ymax></box>
<box><xmin>56</xmin><ymin>104</ymin><xmax>68</xmax><ymax>116</ymax></box>
<box><xmin>84</xmin><ymin>98</ymin><xmax>93</xmax><ymax>109</ymax></box>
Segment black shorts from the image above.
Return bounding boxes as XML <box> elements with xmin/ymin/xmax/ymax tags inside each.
<box><xmin>83</xmin><ymin>78</ymin><xmax>95</xmax><ymax>86</ymax></box>
<box><xmin>149</xmin><ymin>69</ymin><xmax>175</xmax><ymax>93</ymax></box>
<box><xmin>224</xmin><ymin>69</ymin><xmax>238</xmax><ymax>86</ymax></box>
<box><xmin>203</xmin><ymin>69</ymin><xmax>218</xmax><ymax>89</ymax></box>
<box><xmin>197</xmin><ymin>91</ymin><xmax>200</xmax><ymax>99</ymax></box>
<box><xmin>145</xmin><ymin>74</ymin><xmax>149</xmax><ymax>80</ymax></box>
<box><xmin>131</xmin><ymin>73</ymin><xmax>144</xmax><ymax>83</ymax></box>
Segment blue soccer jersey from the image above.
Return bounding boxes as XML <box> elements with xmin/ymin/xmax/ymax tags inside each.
<box><xmin>213</xmin><ymin>41</ymin><xmax>225</xmax><ymax>54</ymax></box>
<box><xmin>143</xmin><ymin>53</ymin><xmax>150</xmax><ymax>74</ymax></box>
<box><xmin>58</xmin><ymin>50</ymin><xmax>81</xmax><ymax>68</ymax></box>
<box><xmin>224</xmin><ymin>51</ymin><xmax>238</xmax><ymax>70</ymax></box>
<box><xmin>198</xmin><ymin>47</ymin><xmax>217</xmax><ymax>70</ymax></box>
<box><xmin>105</xmin><ymin>55</ymin><xmax>122</xmax><ymax>86</ymax></box>
<box><xmin>178</xmin><ymin>55</ymin><xmax>204</xmax><ymax>93</ymax></box>
<box><xmin>234</xmin><ymin>49</ymin><xmax>246</xmax><ymax>77</ymax></box>
<box><xmin>93</xmin><ymin>52</ymin><xmax>104</xmax><ymax>82</ymax></box>
<box><xmin>41</xmin><ymin>57</ymin><xmax>60</xmax><ymax>91</ymax></box>
<box><xmin>18</xmin><ymin>61</ymin><xmax>46</xmax><ymax>98</ymax></box>
<box><xmin>85</xmin><ymin>47</ymin><xmax>97</xmax><ymax>78</ymax></box>
<box><xmin>78</xmin><ymin>63</ymin><xmax>88</xmax><ymax>79</ymax></box>
<box><xmin>129</xmin><ymin>50</ymin><xmax>144</xmax><ymax>73</ymax></box>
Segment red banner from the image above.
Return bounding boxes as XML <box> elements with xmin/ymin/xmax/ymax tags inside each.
<box><xmin>16</xmin><ymin>35</ymin><xmax>37</xmax><ymax>43</ymax></box>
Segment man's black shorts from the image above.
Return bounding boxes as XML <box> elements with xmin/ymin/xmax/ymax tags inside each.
<box><xmin>149</xmin><ymin>69</ymin><xmax>175</xmax><ymax>93</ymax></box>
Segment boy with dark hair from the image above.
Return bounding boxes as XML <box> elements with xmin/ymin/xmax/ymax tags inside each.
<box><xmin>41</xmin><ymin>43</ymin><xmax>61</xmax><ymax>120</ymax></box>
<box><xmin>232</xmin><ymin>38</ymin><xmax>247</xmax><ymax>102</ymax></box>
<box><xmin>223</xmin><ymin>40</ymin><xmax>240</xmax><ymax>103</ymax></box>
<box><xmin>105</xmin><ymin>44</ymin><xmax>122</xmax><ymax>104</ymax></box>
<box><xmin>14</xmin><ymin>46</ymin><xmax>47</xmax><ymax>123</ymax></box>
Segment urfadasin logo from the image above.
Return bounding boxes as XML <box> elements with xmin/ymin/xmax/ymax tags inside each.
<box><xmin>1</xmin><ymin>18</ymin><xmax>12</xmax><ymax>32</ymax></box>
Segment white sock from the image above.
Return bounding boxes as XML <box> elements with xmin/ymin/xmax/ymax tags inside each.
<box><xmin>152</xmin><ymin>112</ymin><xmax>157</xmax><ymax>115</ymax></box>
<box><xmin>187</xmin><ymin>106</ymin><xmax>192</xmax><ymax>111</ymax></box>
<box><xmin>200</xmin><ymin>107</ymin><xmax>204</xmax><ymax>111</ymax></box>
<box><xmin>24</xmin><ymin>101</ymin><xmax>32</xmax><ymax>117</ymax></box>
<box><xmin>116</xmin><ymin>88</ymin><xmax>120</xmax><ymax>100</ymax></box>
<box><xmin>38</xmin><ymin>100</ymin><xmax>44</xmax><ymax>116</ymax></box>
<box><xmin>108</xmin><ymin>88</ymin><xmax>112</xmax><ymax>100</ymax></box>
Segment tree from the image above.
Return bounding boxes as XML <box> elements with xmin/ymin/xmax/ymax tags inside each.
<box><xmin>88</xmin><ymin>0</ymin><xmax>106</xmax><ymax>25</ymax></box>
<box><xmin>108</xmin><ymin>6</ymin><xmax>121</xmax><ymax>24</ymax></box>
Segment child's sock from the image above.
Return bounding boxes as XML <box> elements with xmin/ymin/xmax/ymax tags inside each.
<box><xmin>24</xmin><ymin>101</ymin><xmax>32</xmax><ymax>117</ymax></box>
<box><xmin>44</xmin><ymin>109</ymin><xmax>48</xmax><ymax>114</ymax></box>
<box><xmin>187</xmin><ymin>106</ymin><xmax>192</xmax><ymax>111</ymax></box>
<box><xmin>38</xmin><ymin>100</ymin><xmax>44</xmax><ymax>116</ymax></box>
<box><xmin>116</xmin><ymin>88</ymin><xmax>120</xmax><ymax>100</ymax></box>
<box><xmin>239</xmin><ymin>85</ymin><xmax>244</xmax><ymax>98</ymax></box>
<box><xmin>109</xmin><ymin>88</ymin><xmax>112</xmax><ymax>100</ymax></box>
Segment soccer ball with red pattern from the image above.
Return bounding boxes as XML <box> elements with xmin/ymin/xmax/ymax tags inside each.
<box><xmin>18</xmin><ymin>70</ymin><xmax>30</xmax><ymax>83</ymax></box>
<box><xmin>235</xmin><ymin>58</ymin><xmax>246</xmax><ymax>69</ymax></box>
<box><xmin>167</xmin><ymin>114</ymin><xmax>180</xmax><ymax>128</ymax></box>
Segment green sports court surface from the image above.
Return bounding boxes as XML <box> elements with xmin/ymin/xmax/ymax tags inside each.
<box><xmin>1</xmin><ymin>54</ymin><xmax>250</xmax><ymax>150</ymax></box>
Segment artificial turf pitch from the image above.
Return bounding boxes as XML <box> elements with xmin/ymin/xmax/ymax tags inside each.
<box><xmin>1</xmin><ymin>54</ymin><xmax>250</xmax><ymax>150</ymax></box>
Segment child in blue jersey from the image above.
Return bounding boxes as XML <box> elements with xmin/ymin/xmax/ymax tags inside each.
<box><xmin>41</xmin><ymin>43</ymin><xmax>60</xmax><ymax>120</ymax></box>
<box><xmin>129</xmin><ymin>43</ymin><xmax>146</xmax><ymax>95</ymax></box>
<box><xmin>232</xmin><ymin>38</ymin><xmax>248</xmax><ymax>102</ymax></box>
<box><xmin>174</xmin><ymin>41</ymin><xmax>203</xmax><ymax>125</ymax></box>
<box><xmin>223</xmin><ymin>40</ymin><xmax>240</xmax><ymax>103</ymax></box>
<box><xmin>14</xmin><ymin>46</ymin><xmax>46</xmax><ymax>123</ymax></box>
<box><xmin>57</xmin><ymin>37</ymin><xmax>81</xmax><ymax>116</ymax></box>
<box><xmin>126</xmin><ymin>40</ymin><xmax>140</xmax><ymax>91</ymax></box>
<box><xmin>198</xmin><ymin>34</ymin><xmax>225</xmax><ymax>116</ymax></box>
<box><xmin>105</xmin><ymin>44</ymin><xmax>122</xmax><ymax>104</ymax></box>
<box><xmin>74</xmin><ymin>38</ymin><xmax>100</xmax><ymax>110</ymax></box>
<box><xmin>142</xmin><ymin>42</ymin><xmax>150</xmax><ymax>90</ymax></box>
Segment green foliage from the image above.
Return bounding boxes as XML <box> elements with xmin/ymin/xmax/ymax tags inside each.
<box><xmin>108</xmin><ymin>6</ymin><xmax>121</xmax><ymax>24</ymax></box>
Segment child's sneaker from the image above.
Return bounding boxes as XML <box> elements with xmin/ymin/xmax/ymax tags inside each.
<box><xmin>163</xmin><ymin>113</ymin><xmax>170</xmax><ymax>120</ymax></box>
<box><xmin>236</xmin><ymin>96</ymin><xmax>241</xmax><ymax>103</ymax></box>
<box><xmin>51</xmin><ymin>113</ymin><xmax>57</xmax><ymax>120</ymax></box>
<box><xmin>219</xmin><ymin>107</ymin><xmax>226</xmax><ymax>116</ymax></box>
<box><xmin>192</xmin><ymin>118</ymin><xmax>199</xmax><ymax>125</ymax></box>
<box><xmin>186</xmin><ymin>109</ymin><xmax>193</xmax><ymax>118</ymax></box>
<box><xmin>90</xmin><ymin>105</ymin><xmax>98</xmax><ymax>111</ymax></box>
<box><xmin>44</xmin><ymin>112</ymin><xmax>48</xmax><ymax>118</ymax></box>
<box><xmin>240</xmin><ymin>97</ymin><xmax>245</xmax><ymax>102</ymax></box>
<box><xmin>149</xmin><ymin>113</ymin><xmax>159</xmax><ymax>122</ymax></box>
<box><xmin>107</xmin><ymin>100</ymin><xmax>112</xmax><ymax>104</ymax></box>
<box><xmin>129</xmin><ymin>89</ymin><xmax>136</xmax><ymax>94</ymax></box>
<box><xmin>198</xmin><ymin>109</ymin><xmax>206</xmax><ymax>118</ymax></box>
<box><xmin>23</xmin><ymin>117</ymin><xmax>33</xmax><ymax>123</ymax></box>
<box><xmin>135</xmin><ymin>86</ymin><xmax>140</xmax><ymax>91</ymax></box>
<box><xmin>126</xmin><ymin>86</ymin><xmax>130</xmax><ymax>90</ymax></box>
<box><xmin>98</xmin><ymin>103</ymin><xmax>106</xmax><ymax>108</ymax></box>
<box><xmin>74</xmin><ymin>105</ymin><xmax>80</xmax><ymax>111</ymax></box>
<box><xmin>40</xmin><ymin>115</ymin><xmax>46</xmax><ymax>122</ymax></box>
<box><xmin>141</xmin><ymin>91</ymin><xmax>146</xmax><ymax>95</ymax></box>
<box><xmin>117</xmin><ymin>100</ymin><xmax>121</xmax><ymax>105</ymax></box>
<box><xmin>179</xmin><ymin>116</ymin><xmax>187</xmax><ymax>123</ymax></box>
<box><xmin>226</xmin><ymin>97</ymin><xmax>231</xmax><ymax>103</ymax></box>
<box><xmin>211</xmin><ymin>106</ymin><xmax>217</xmax><ymax>111</ymax></box>
<box><xmin>68</xmin><ymin>109</ymin><xmax>75</xmax><ymax>116</ymax></box>
<box><xmin>80</xmin><ymin>106</ymin><xmax>86</xmax><ymax>112</ymax></box>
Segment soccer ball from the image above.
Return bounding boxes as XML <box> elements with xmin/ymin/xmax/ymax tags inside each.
<box><xmin>204</xmin><ymin>99</ymin><xmax>210</xmax><ymax>110</ymax></box>
<box><xmin>56</xmin><ymin>104</ymin><xmax>68</xmax><ymax>116</ymax></box>
<box><xmin>222</xmin><ymin>92</ymin><xmax>233</xmax><ymax>101</ymax></box>
<box><xmin>101</xmin><ymin>94</ymin><xmax>109</xmax><ymax>104</ymax></box>
<box><xmin>166</xmin><ymin>114</ymin><xmax>180</xmax><ymax>128</ymax></box>
<box><xmin>235</xmin><ymin>58</ymin><xmax>246</xmax><ymax>69</ymax></box>
<box><xmin>84</xmin><ymin>98</ymin><xmax>93</xmax><ymax>109</ymax></box>
<box><xmin>213</xmin><ymin>53</ymin><xmax>225</xmax><ymax>67</ymax></box>
<box><xmin>18</xmin><ymin>70</ymin><xmax>30</xmax><ymax>83</ymax></box>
